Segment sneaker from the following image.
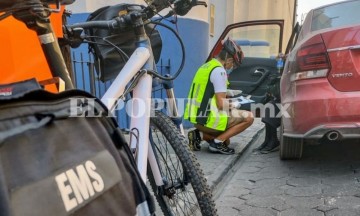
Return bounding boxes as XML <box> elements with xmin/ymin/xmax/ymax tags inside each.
<box><xmin>208</xmin><ymin>140</ymin><xmax>235</xmax><ymax>155</ymax></box>
<box><xmin>188</xmin><ymin>129</ymin><xmax>201</xmax><ymax>151</ymax></box>
<box><xmin>260</xmin><ymin>141</ymin><xmax>280</xmax><ymax>154</ymax></box>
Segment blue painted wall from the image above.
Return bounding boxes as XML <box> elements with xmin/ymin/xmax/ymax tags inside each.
<box><xmin>67</xmin><ymin>14</ymin><xmax>209</xmax><ymax>129</ymax></box>
<box><xmin>155</xmin><ymin>17</ymin><xmax>209</xmax><ymax>128</ymax></box>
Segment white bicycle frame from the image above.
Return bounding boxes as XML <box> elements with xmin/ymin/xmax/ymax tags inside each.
<box><xmin>100</xmin><ymin>46</ymin><xmax>183</xmax><ymax>184</ymax></box>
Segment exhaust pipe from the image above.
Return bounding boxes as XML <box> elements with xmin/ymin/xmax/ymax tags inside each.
<box><xmin>326</xmin><ymin>131</ymin><xmax>340</xmax><ymax>141</ymax></box>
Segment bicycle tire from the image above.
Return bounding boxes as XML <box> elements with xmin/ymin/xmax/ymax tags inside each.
<box><xmin>148</xmin><ymin>111</ymin><xmax>217</xmax><ymax>216</ymax></box>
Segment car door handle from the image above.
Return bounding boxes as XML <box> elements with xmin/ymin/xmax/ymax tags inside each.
<box><xmin>253</xmin><ymin>69</ymin><xmax>265</xmax><ymax>76</ymax></box>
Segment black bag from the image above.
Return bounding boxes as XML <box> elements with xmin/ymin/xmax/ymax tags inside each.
<box><xmin>0</xmin><ymin>0</ymin><xmax>75</xmax><ymax>11</ymax></box>
<box><xmin>0</xmin><ymin>79</ymin><xmax>154</xmax><ymax>216</ymax></box>
<box><xmin>86</xmin><ymin>4</ymin><xmax>163</xmax><ymax>82</ymax></box>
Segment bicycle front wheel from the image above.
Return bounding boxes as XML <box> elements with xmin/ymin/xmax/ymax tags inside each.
<box><xmin>148</xmin><ymin>111</ymin><xmax>217</xmax><ymax>216</ymax></box>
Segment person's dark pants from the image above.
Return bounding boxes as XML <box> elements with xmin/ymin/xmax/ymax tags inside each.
<box><xmin>254</xmin><ymin>99</ymin><xmax>280</xmax><ymax>152</ymax></box>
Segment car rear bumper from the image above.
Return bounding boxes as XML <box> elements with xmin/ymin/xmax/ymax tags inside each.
<box><xmin>283</xmin><ymin>123</ymin><xmax>360</xmax><ymax>140</ymax></box>
<box><xmin>282</xmin><ymin>78</ymin><xmax>360</xmax><ymax>138</ymax></box>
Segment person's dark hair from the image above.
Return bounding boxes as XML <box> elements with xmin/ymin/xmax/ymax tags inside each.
<box><xmin>217</xmin><ymin>49</ymin><xmax>228</xmax><ymax>61</ymax></box>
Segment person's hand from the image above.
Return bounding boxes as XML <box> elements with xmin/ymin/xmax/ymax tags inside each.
<box><xmin>230</xmin><ymin>101</ymin><xmax>241</xmax><ymax>109</ymax></box>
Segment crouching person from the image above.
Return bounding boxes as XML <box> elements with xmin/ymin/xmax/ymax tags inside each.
<box><xmin>184</xmin><ymin>38</ymin><xmax>254</xmax><ymax>155</ymax></box>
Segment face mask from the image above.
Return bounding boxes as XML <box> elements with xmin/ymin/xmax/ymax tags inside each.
<box><xmin>226</xmin><ymin>67</ymin><xmax>233</xmax><ymax>75</ymax></box>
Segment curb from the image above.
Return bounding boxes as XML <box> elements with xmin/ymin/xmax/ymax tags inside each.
<box><xmin>209</xmin><ymin>126</ymin><xmax>265</xmax><ymax>192</ymax></box>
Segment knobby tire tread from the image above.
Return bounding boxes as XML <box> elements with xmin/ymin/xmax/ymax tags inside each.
<box><xmin>148</xmin><ymin>111</ymin><xmax>217</xmax><ymax>216</ymax></box>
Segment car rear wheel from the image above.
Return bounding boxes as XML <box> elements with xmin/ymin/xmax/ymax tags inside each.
<box><xmin>279</xmin><ymin>123</ymin><xmax>303</xmax><ymax>160</ymax></box>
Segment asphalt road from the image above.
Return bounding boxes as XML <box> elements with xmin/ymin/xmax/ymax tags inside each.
<box><xmin>216</xmin><ymin>132</ymin><xmax>360</xmax><ymax>216</ymax></box>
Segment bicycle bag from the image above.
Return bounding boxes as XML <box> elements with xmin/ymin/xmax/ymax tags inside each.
<box><xmin>0</xmin><ymin>0</ymin><xmax>75</xmax><ymax>11</ymax></box>
<box><xmin>86</xmin><ymin>4</ymin><xmax>162</xmax><ymax>82</ymax></box>
<box><xmin>0</xmin><ymin>79</ymin><xmax>154</xmax><ymax>216</ymax></box>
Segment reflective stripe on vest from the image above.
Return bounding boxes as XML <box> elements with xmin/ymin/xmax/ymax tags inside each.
<box><xmin>184</xmin><ymin>59</ymin><xmax>228</xmax><ymax>131</ymax></box>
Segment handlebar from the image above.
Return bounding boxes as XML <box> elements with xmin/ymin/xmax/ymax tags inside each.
<box><xmin>66</xmin><ymin>0</ymin><xmax>207</xmax><ymax>32</ymax></box>
<box><xmin>144</xmin><ymin>0</ymin><xmax>207</xmax><ymax>16</ymax></box>
<box><xmin>68</xmin><ymin>20</ymin><xmax>120</xmax><ymax>30</ymax></box>
<box><xmin>64</xmin><ymin>0</ymin><xmax>207</xmax><ymax>81</ymax></box>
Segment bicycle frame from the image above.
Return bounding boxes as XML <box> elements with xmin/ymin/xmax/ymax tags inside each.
<box><xmin>101</xmin><ymin>44</ymin><xmax>162</xmax><ymax>183</ymax></box>
<box><xmin>97</xmin><ymin>12</ymin><xmax>184</xmax><ymax>185</ymax></box>
<box><xmin>101</xmin><ymin>42</ymin><xmax>184</xmax><ymax>186</ymax></box>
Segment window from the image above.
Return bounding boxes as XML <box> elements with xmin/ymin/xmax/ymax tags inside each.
<box><xmin>210</xmin><ymin>4</ymin><xmax>215</xmax><ymax>37</ymax></box>
<box><xmin>226</xmin><ymin>24</ymin><xmax>281</xmax><ymax>58</ymax></box>
<box><xmin>311</xmin><ymin>0</ymin><xmax>360</xmax><ymax>32</ymax></box>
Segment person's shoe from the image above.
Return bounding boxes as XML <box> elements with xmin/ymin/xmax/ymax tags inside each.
<box><xmin>260</xmin><ymin>140</ymin><xmax>280</xmax><ymax>154</ymax></box>
<box><xmin>188</xmin><ymin>129</ymin><xmax>201</xmax><ymax>151</ymax></box>
<box><xmin>208</xmin><ymin>140</ymin><xmax>235</xmax><ymax>155</ymax></box>
<box><xmin>260</xmin><ymin>125</ymin><xmax>280</xmax><ymax>154</ymax></box>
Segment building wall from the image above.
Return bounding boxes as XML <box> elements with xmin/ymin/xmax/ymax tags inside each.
<box><xmin>208</xmin><ymin>0</ymin><xmax>296</xmax><ymax>53</ymax></box>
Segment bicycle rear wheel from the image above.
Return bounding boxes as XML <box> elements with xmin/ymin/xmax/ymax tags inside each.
<box><xmin>148</xmin><ymin>111</ymin><xmax>217</xmax><ymax>216</ymax></box>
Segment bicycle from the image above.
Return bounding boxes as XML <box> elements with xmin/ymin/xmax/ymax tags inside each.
<box><xmin>0</xmin><ymin>0</ymin><xmax>217</xmax><ymax>215</ymax></box>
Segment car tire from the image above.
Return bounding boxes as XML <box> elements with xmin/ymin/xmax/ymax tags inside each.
<box><xmin>279</xmin><ymin>123</ymin><xmax>303</xmax><ymax>160</ymax></box>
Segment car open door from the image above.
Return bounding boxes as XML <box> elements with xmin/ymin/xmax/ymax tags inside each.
<box><xmin>208</xmin><ymin>20</ymin><xmax>284</xmax><ymax>104</ymax></box>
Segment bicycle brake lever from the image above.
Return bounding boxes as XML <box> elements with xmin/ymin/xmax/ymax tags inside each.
<box><xmin>63</xmin><ymin>27</ymin><xmax>84</xmax><ymax>48</ymax></box>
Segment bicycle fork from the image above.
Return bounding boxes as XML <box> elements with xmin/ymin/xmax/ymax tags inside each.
<box><xmin>154</xmin><ymin>77</ymin><xmax>185</xmax><ymax>135</ymax></box>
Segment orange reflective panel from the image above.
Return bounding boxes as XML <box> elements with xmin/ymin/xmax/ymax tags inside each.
<box><xmin>0</xmin><ymin>6</ymin><xmax>65</xmax><ymax>92</ymax></box>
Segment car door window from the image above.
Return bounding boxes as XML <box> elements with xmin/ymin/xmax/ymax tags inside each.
<box><xmin>225</xmin><ymin>24</ymin><xmax>282</xmax><ymax>59</ymax></box>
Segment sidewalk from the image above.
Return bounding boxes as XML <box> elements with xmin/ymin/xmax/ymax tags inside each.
<box><xmin>187</xmin><ymin>118</ymin><xmax>264</xmax><ymax>191</ymax></box>
<box><xmin>124</xmin><ymin>117</ymin><xmax>264</xmax><ymax>193</ymax></box>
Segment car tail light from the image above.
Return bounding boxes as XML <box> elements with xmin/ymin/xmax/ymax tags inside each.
<box><xmin>292</xmin><ymin>35</ymin><xmax>331</xmax><ymax>81</ymax></box>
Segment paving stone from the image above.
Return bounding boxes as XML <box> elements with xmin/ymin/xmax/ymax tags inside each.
<box><xmin>236</xmin><ymin>205</ymin><xmax>278</xmax><ymax>216</ymax></box>
<box><xmin>288</xmin><ymin>169</ymin><xmax>322</xmax><ymax>178</ymax></box>
<box><xmin>320</xmin><ymin>169</ymin><xmax>355</xmax><ymax>178</ymax></box>
<box><xmin>286</xmin><ymin>177</ymin><xmax>322</xmax><ymax>187</ymax></box>
<box><xmin>245</xmin><ymin>196</ymin><xmax>284</xmax><ymax>208</ymax></box>
<box><xmin>241</xmin><ymin>161</ymin><xmax>265</xmax><ymax>168</ymax></box>
<box><xmin>216</xmin><ymin>196</ymin><xmax>246</xmax><ymax>208</ymax></box>
<box><xmin>324</xmin><ymin>196</ymin><xmax>360</xmax><ymax>209</ymax></box>
<box><xmin>286</xmin><ymin>161</ymin><xmax>322</xmax><ymax>171</ymax></box>
<box><xmin>251</xmin><ymin>184</ymin><xmax>285</xmax><ymax>196</ymax></box>
<box><xmin>279</xmin><ymin>208</ymin><xmax>324</xmax><ymax>216</ymax></box>
<box><xmin>285</xmin><ymin>186</ymin><xmax>323</xmax><ymax>197</ymax></box>
<box><xmin>285</xmin><ymin>196</ymin><xmax>324</xmax><ymax>208</ymax></box>
<box><xmin>279</xmin><ymin>184</ymin><xmax>297</xmax><ymax>191</ymax></box>
<box><xmin>213</xmin><ymin>127</ymin><xmax>360</xmax><ymax>215</ymax></box>
<box><xmin>235</xmin><ymin>173</ymin><xmax>273</xmax><ymax>182</ymax></box>
<box><xmin>254</xmin><ymin>169</ymin><xmax>290</xmax><ymax>179</ymax></box>
<box><xmin>216</xmin><ymin>206</ymin><xmax>240</xmax><ymax>216</ymax></box>
<box><xmin>227</xmin><ymin>179</ymin><xmax>258</xmax><ymax>190</ymax></box>
<box><xmin>271</xmin><ymin>203</ymin><xmax>292</xmax><ymax>212</ymax></box>
<box><xmin>255</xmin><ymin>178</ymin><xmax>288</xmax><ymax>188</ymax></box>
<box><xmin>320</xmin><ymin>175</ymin><xmax>358</xmax><ymax>186</ymax></box>
<box><xmin>319</xmin><ymin>161</ymin><xmax>353</xmax><ymax>170</ymax></box>
<box><xmin>326</xmin><ymin>208</ymin><xmax>360</xmax><ymax>216</ymax></box>
<box><xmin>315</xmin><ymin>204</ymin><xmax>338</xmax><ymax>212</ymax></box>
<box><xmin>238</xmin><ymin>166</ymin><xmax>262</xmax><ymax>173</ymax></box>
<box><xmin>322</xmin><ymin>184</ymin><xmax>360</xmax><ymax>196</ymax></box>
<box><xmin>221</xmin><ymin>185</ymin><xmax>250</xmax><ymax>197</ymax></box>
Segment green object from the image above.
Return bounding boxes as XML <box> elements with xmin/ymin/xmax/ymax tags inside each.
<box><xmin>184</xmin><ymin>59</ymin><xmax>228</xmax><ymax>131</ymax></box>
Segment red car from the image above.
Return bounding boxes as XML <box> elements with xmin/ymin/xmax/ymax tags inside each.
<box><xmin>280</xmin><ymin>0</ymin><xmax>360</xmax><ymax>159</ymax></box>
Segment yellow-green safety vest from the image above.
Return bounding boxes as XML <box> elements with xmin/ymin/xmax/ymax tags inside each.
<box><xmin>184</xmin><ymin>59</ymin><xmax>228</xmax><ymax>131</ymax></box>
